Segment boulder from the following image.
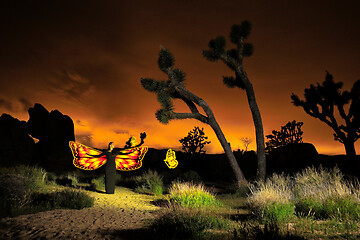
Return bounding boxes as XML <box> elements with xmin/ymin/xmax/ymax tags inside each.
<box><xmin>267</xmin><ymin>143</ymin><xmax>319</xmax><ymax>174</ymax></box>
<box><xmin>27</xmin><ymin>103</ymin><xmax>75</xmax><ymax>172</ymax></box>
<box><xmin>0</xmin><ymin>113</ymin><xmax>35</xmax><ymax>166</ymax></box>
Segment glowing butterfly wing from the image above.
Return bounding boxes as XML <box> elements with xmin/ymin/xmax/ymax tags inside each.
<box><xmin>69</xmin><ymin>141</ymin><xmax>107</xmax><ymax>170</ymax></box>
<box><xmin>115</xmin><ymin>146</ymin><xmax>148</xmax><ymax>171</ymax></box>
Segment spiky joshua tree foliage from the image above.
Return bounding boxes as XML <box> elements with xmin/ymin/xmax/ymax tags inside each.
<box><xmin>141</xmin><ymin>47</ymin><xmax>246</xmax><ymax>183</ymax></box>
<box><xmin>292</xmin><ymin>72</ymin><xmax>360</xmax><ymax>160</ymax></box>
<box><xmin>203</xmin><ymin>21</ymin><xmax>266</xmax><ymax>181</ymax></box>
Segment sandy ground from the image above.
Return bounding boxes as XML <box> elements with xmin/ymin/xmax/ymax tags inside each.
<box><xmin>0</xmin><ymin>187</ymin><xmax>160</xmax><ymax>240</ymax></box>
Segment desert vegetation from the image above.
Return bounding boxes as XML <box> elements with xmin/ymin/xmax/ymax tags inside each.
<box><xmin>0</xmin><ymin>165</ymin><xmax>94</xmax><ymax>218</ymax></box>
<box><xmin>147</xmin><ymin>166</ymin><xmax>360</xmax><ymax>239</ymax></box>
<box><xmin>2</xmin><ymin>162</ymin><xmax>360</xmax><ymax>239</ymax></box>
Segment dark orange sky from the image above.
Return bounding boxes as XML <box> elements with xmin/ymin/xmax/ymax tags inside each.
<box><xmin>1</xmin><ymin>0</ymin><xmax>359</xmax><ymax>154</ymax></box>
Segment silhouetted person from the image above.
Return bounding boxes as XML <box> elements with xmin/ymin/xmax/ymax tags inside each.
<box><xmin>92</xmin><ymin>133</ymin><xmax>146</xmax><ymax>194</ymax></box>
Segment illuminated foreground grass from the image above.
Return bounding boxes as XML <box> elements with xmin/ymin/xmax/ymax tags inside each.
<box><xmin>86</xmin><ymin>186</ymin><xmax>160</xmax><ymax>212</ymax></box>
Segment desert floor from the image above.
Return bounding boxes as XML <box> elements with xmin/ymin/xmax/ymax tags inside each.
<box><xmin>0</xmin><ymin>186</ymin><xmax>160</xmax><ymax>240</ymax></box>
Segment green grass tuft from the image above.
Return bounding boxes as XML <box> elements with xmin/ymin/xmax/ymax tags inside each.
<box><xmin>168</xmin><ymin>181</ymin><xmax>221</xmax><ymax>209</ymax></box>
<box><xmin>90</xmin><ymin>176</ymin><xmax>105</xmax><ymax>191</ymax></box>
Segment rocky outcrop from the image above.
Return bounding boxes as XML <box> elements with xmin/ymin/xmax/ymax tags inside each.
<box><xmin>0</xmin><ymin>113</ymin><xmax>36</xmax><ymax>166</ymax></box>
<box><xmin>27</xmin><ymin>103</ymin><xmax>75</xmax><ymax>172</ymax></box>
<box><xmin>267</xmin><ymin>143</ymin><xmax>319</xmax><ymax>174</ymax></box>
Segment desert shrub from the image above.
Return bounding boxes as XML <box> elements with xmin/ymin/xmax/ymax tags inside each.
<box><xmin>31</xmin><ymin>189</ymin><xmax>94</xmax><ymax>210</ymax></box>
<box><xmin>90</xmin><ymin>176</ymin><xmax>105</xmax><ymax>191</ymax></box>
<box><xmin>0</xmin><ymin>167</ymin><xmax>94</xmax><ymax>217</ymax></box>
<box><xmin>295</xmin><ymin>197</ymin><xmax>323</xmax><ymax>218</ymax></box>
<box><xmin>296</xmin><ymin>195</ymin><xmax>360</xmax><ymax>220</ymax></box>
<box><xmin>0</xmin><ymin>165</ymin><xmax>47</xmax><ymax>192</ymax></box>
<box><xmin>169</xmin><ymin>181</ymin><xmax>220</xmax><ymax>208</ymax></box>
<box><xmin>248</xmin><ymin>173</ymin><xmax>294</xmax><ymax>222</ymax></box>
<box><xmin>56</xmin><ymin>172</ymin><xmax>79</xmax><ymax>187</ymax></box>
<box><xmin>135</xmin><ymin>170</ymin><xmax>164</xmax><ymax>195</ymax></box>
<box><xmin>293</xmin><ymin>167</ymin><xmax>350</xmax><ymax>201</ymax></box>
<box><xmin>151</xmin><ymin>205</ymin><xmax>233</xmax><ymax>239</ymax></box>
<box><xmin>293</xmin><ymin>167</ymin><xmax>360</xmax><ymax>220</ymax></box>
<box><xmin>323</xmin><ymin>195</ymin><xmax>360</xmax><ymax>219</ymax></box>
<box><xmin>234</xmin><ymin>221</ymin><xmax>306</xmax><ymax>240</ymax></box>
<box><xmin>249</xmin><ymin>167</ymin><xmax>360</xmax><ymax>222</ymax></box>
<box><xmin>0</xmin><ymin>174</ymin><xmax>31</xmax><ymax>218</ymax></box>
<box><xmin>0</xmin><ymin>166</ymin><xmax>49</xmax><ymax>218</ymax></box>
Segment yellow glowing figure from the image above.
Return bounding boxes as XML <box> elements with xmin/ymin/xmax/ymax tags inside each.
<box><xmin>164</xmin><ymin>149</ymin><xmax>178</xmax><ymax>169</ymax></box>
<box><xmin>129</xmin><ymin>136</ymin><xmax>137</xmax><ymax>147</ymax></box>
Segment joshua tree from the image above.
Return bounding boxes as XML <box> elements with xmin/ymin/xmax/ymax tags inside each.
<box><xmin>179</xmin><ymin>126</ymin><xmax>211</xmax><ymax>154</ymax></box>
<box><xmin>265</xmin><ymin>120</ymin><xmax>304</xmax><ymax>153</ymax></box>
<box><xmin>141</xmin><ymin>47</ymin><xmax>246</xmax><ymax>183</ymax></box>
<box><xmin>291</xmin><ymin>72</ymin><xmax>360</xmax><ymax>159</ymax></box>
<box><xmin>240</xmin><ymin>137</ymin><xmax>253</xmax><ymax>152</ymax></box>
<box><xmin>203</xmin><ymin>21</ymin><xmax>266</xmax><ymax>180</ymax></box>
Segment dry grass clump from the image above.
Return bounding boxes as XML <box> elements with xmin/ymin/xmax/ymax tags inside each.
<box><xmin>151</xmin><ymin>204</ymin><xmax>233</xmax><ymax>239</ymax></box>
<box><xmin>248</xmin><ymin>174</ymin><xmax>293</xmax><ymax>209</ymax></box>
<box><xmin>293</xmin><ymin>166</ymin><xmax>360</xmax><ymax>219</ymax></box>
<box><xmin>294</xmin><ymin>166</ymin><xmax>357</xmax><ymax>200</ymax></box>
<box><xmin>248</xmin><ymin>167</ymin><xmax>360</xmax><ymax>221</ymax></box>
<box><xmin>248</xmin><ymin>174</ymin><xmax>295</xmax><ymax>223</ymax></box>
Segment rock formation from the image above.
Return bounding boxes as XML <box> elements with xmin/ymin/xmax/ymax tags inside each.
<box><xmin>0</xmin><ymin>113</ymin><xmax>36</xmax><ymax>166</ymax></box>
<box><xmin>267</xmin><ymin>143</ymin><xmax>319</xmax><ymax>174</ymax></box>
<box><xmin>27</xmin><ymin>103</ymin><xmax>75</xmax><ymax>172</ymax></box>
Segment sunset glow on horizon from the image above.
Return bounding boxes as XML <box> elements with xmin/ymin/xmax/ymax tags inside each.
<box><xmin>1</xmin><ymin>1</ymin><xmax>359</xmax><ymax>156</ymax></box>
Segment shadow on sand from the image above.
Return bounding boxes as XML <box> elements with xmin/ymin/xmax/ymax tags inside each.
<box><xmin>99</xmin><ymin>228</ymin><xmax>154</xmax><ymax>240</ymax></box>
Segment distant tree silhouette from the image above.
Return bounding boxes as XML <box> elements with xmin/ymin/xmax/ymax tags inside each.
<box><xmin>240</xmin><ymin>137</ymin><xmax>253</xmax><ymax>152</ymax></box>
<box><xmin>203</xmin><ymin>21</ymin><xmax>266</xmax><ymax>181</ymax></box>
<box><xmin>179</xmin><ymin>126</ymin><xmax>211</xmax><ymax>154</ymax></box>
<box><xmin>141</xmin><ymin>47</ymin><xmax>247</xmax><ymax>183</ymax></box>
<box><xmin>291</xmin><ymin>72</ymin><xmax>360</xmax><ymax>159</ymax></box>
<box><xmin>265</xmin><ymin>120</ymin><xmax>304</xmax><ymax>153</ymax></box>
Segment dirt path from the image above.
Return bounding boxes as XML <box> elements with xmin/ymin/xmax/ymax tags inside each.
<box><xmin>0</xmin><ymin>187</ymin><xmax>160</xmax><ymax>240</ymax></box>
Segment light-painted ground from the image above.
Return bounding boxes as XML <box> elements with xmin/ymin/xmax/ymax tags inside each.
<box><xmin>0</xmin><ymin>187</ymin><xmax>160</xmax><ymax>240</ymax></box>
<box><xmin>88</xmin><ymin>186</ymin><xmax>159</xmax><ymax>211</ymax></box>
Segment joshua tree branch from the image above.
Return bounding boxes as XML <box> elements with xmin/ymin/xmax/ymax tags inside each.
<box><xmin>170</xmin><ymin>111</ymin><xmax>209</xmax><ymax>124</ymax></box>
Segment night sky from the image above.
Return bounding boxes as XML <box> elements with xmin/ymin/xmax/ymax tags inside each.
<box><xmin>1</xmin><ymin>0</ymin><xmax>359</xmax><ymax>154</ymax></box>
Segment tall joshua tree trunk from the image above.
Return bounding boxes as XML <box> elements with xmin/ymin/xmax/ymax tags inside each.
<box><xmin>344</xmin><ymin>140</ymin><xmax>356</xmax><ymax>159</ymax></box>
<box><xmin>141</xmin><ymin>47</ymin><xmax>247</xmax><ymax>184</ymax></box>
<box><xmin>203</xmin><ymin>21</ymin><xmax>266</xmax><ymax>181</ymax></box>
<box><xmin>208</xmin><ymin>115</ymin><xmax>246</xmax><ymax>182</ymax></box>
<box><xmin>176</xmin><ymin>85</ymin><xmax>246</xmax><ymax>182</ymax></box>
<box><xmin>238</xmin><ymin>68</ymin><xmax>266</xmax><ymax>180</ymax></box>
